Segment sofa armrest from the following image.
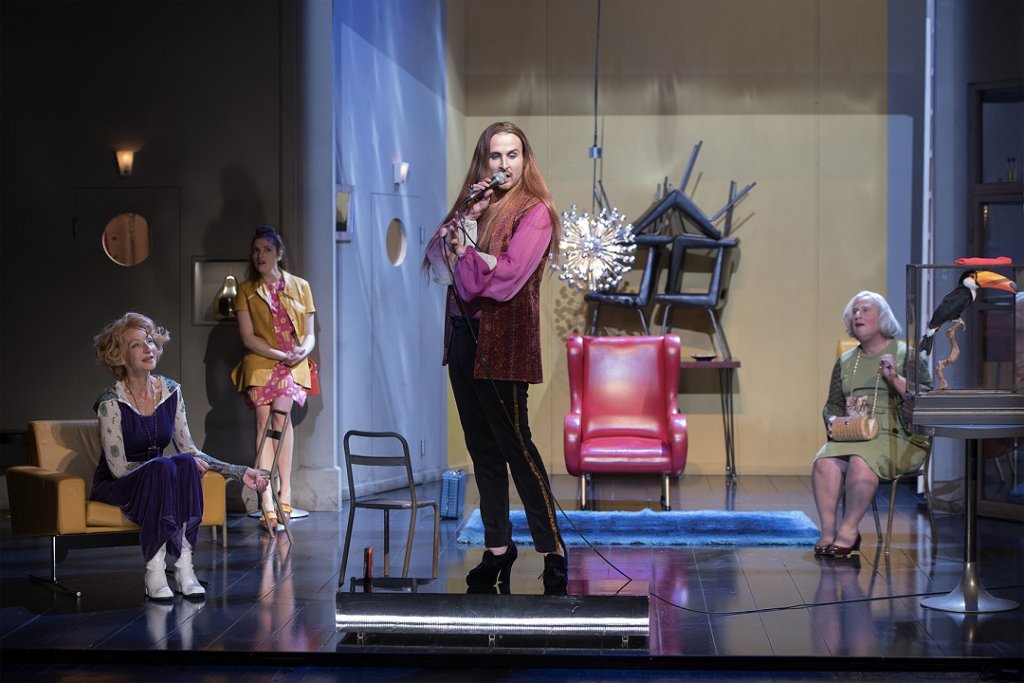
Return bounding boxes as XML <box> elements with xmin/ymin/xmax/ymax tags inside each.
<box><xmin>6</xmin><ymin>465</ymin><xmax>88</xmax><ymax>536</ymax></box>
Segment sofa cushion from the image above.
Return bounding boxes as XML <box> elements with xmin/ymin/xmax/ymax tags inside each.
<box><xmin>18</xmin><ymin>419</ymin><xmax>228</xmax><ymax>538</ymax></box>
<box><xmin>579</xmin><ymin>436</ymin><xmax>672</xmax><ymax>473</ymax></box>
<box><xmin>86</xmin><ymin>500</ymin><xmax>137</xmax><ymax>528</ymax></box>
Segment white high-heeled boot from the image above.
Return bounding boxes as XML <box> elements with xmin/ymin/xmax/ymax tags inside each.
<box><xmin>174</xmin><ymin>534</ymin><xmax>206</xmax><ymax>598</ymax></box>
<box><xmin>144</xmin><ymin>547</ymin><xmax>173</xmax><ymax>601</ymax></box>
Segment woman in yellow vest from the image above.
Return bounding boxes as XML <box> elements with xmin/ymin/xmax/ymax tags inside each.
<box><xmin>232</xmin><ymin>225</ymin><xmax>316</xmax><ymax>532</ymax></box>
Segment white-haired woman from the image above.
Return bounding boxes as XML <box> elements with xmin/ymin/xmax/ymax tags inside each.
<box><xmin>812</xmin><ymin>291</ymin><xmax>932</xmax><ymax>557</ymax></box>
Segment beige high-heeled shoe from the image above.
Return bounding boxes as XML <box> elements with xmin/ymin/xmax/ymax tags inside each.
<box><xmin>279</xmin><ymin>501</ymin><xmax>293</xmax><ymax>526</ymax></box>
<box><xmin>259</xmin><ymin>509</ymin><xmax>281</xmax><ymax>532</ymax></box>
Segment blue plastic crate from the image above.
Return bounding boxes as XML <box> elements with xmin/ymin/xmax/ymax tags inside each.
<box><xmin>440</xmin><ymin>469</ymin><xmax>466</xmax><ymax>519</ymax></box>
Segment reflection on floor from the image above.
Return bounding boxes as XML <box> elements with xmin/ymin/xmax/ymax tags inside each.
<box><xmin>1</xmin><ymin>474</ymin><xmax>1022</xmax><ymax>682</ymax></box>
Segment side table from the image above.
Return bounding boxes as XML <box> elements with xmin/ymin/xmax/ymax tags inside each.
<box><xmin>679</xmin><ymin>360</ymin><xmax>741</xmax><ymax>479</ymax></box>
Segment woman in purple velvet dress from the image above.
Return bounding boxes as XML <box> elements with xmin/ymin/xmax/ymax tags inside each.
<box><xmin>91</xmin><ymin>312</ymin><xmax>269</xmax><ymax>601</ymax></box>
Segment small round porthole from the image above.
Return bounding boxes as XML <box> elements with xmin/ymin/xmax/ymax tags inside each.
<box><xmin>385</xmin><ymin>218</ymin><xmax>407</xmax><ymax>266</ymax></box>
<box><xmin>102</xmin><ymin>212</ymin><xmax>151</xmax><ymax>266</ymax></box>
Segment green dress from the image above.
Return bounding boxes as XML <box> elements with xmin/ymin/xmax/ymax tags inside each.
<box><xmin>814</xmin><ymin>339</ymin><xmax>932</xmax><ymax>479</ymax></box>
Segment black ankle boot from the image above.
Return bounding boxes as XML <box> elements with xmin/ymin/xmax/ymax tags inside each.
<box><xmin>542</xmin><ymin>553</ymin><xmax>568</xmax><ymax>595</ymax></box>
<box><xmin>466</xmin><ymin>541</ymin><xmax>518</xmax><ymax>589</ymax></box>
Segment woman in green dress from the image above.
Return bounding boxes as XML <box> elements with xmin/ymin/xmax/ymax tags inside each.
<box><xmin>812</xmin><ymin>290</ymin><xmax>931</xmax><ymax>557</ymax></box>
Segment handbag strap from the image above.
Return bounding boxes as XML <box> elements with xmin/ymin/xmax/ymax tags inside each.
<box><xmin>851</xmin><ymin>349</ymin><xmax>882</xmax><ymax>418</ymax></box>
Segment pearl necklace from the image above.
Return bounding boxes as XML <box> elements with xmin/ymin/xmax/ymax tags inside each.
<box><xmin>851</xmin><ymin>348</ymin><xmax>883</xmax><ymax>419</ymax></box>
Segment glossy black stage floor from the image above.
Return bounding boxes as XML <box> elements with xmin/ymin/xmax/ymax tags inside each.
<box><xmin>2</xmin><ymin>474</ymin><xmax>1022</xmax><ymax>682</ymax></box>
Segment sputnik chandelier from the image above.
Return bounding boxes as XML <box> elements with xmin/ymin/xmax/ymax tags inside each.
<box><xmin>553</xmin><ymin>204</ymin><xmax>636</xmax><ymax>291</ymax></box>
<box><xmin>551</xmin><ymin>0</ymin><xmax>638</xmax><ymax>293</ymax></box>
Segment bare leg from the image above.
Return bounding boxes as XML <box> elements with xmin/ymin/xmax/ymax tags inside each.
<box><xmin>812</xmin><ymin>456</ymin><xmax>848</xmax><ymax>547</ymax></box>
<box><xmin>834</xmin><ymin>456</ymin><xmax>879</xmax><ymax>547</ymax></box>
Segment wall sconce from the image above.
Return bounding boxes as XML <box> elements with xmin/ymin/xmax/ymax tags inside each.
<box><xmin>214</xmin><ymin>274</ymin><xmax>239</xmax><ymax>320</ymax></box>
<box><xmin>393</xmin><ymin>161</ymin><xmax>409</xmax><ymax>185</ymax></box>
<box><xmin>116</xmin><ymin>149</ymin><xmax>135</xmax><ymax>176</ymax></box>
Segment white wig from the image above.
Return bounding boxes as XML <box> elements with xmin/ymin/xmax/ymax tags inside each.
<box><xmin>843</xmin><ymin>290</ymin><xmax>902</xmax><ymax>339</ymax></box>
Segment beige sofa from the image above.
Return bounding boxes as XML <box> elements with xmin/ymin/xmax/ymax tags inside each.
<box><xmin>6</xmin><ymin>419</ymin><xmax>228</xmax><ymax>596</ymax></box>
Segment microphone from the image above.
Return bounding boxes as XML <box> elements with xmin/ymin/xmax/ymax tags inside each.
<box><xmin>463</xmin><ymin>171</ymin><xmax>507</xmax><ymax>205</ymax></box>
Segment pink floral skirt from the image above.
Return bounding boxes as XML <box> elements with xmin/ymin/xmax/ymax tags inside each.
<box><xmin>245</xmin><ymin>362</ymin><xmax>308</xmax><ymax>409</ymax></box>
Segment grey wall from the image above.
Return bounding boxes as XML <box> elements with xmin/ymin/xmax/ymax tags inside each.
<box><xmin>929</xmin><ymin>0</ymin><xmax>1023</xmax><ymax>498</ymax></box>
<box><xmin>0</xmin><ymin>0</ymin><xmax>450</xmax><ymax>512</ymax></box>
<box><xmin>333</xmin><ymin>0</ymin><xmax>449</xmax><ymax>490</ymax></box>
<box><xmin>886</xmin><ymin>0</ymin><xmax>928</xmax><ymax>326</ymax></box>
<box><xmin>1</xmin><ymin>0</ymin><xmax>291</xmax><ymax>510</ymax></box>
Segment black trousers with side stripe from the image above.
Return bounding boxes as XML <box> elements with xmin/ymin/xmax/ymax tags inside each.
<box><xmin>447</xmin><ymin>317</ymin><xmax>562</xmax><ymax>554</ymax></box>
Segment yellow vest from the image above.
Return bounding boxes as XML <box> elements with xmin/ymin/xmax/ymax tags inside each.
<box><xmin>231</xmin><ymin>272</ymin><xmax>316</xmax><ymax>392</ymax></box>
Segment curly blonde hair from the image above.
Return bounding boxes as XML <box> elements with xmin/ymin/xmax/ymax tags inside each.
<box><xmin>94</xmin><ymin>312</ymin><xmax>170</xmax><ymax>379</ymax></box>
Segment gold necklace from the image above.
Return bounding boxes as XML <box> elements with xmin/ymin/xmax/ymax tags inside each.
<box><xmin>125</xmin><ymin>378</ymin><xmax>160</xmax><ymax>459</ymax></box>
<box><xmin>124</xmin><ymin>378</ymin><xmax>151</xmax><ymax>411</ymax></box>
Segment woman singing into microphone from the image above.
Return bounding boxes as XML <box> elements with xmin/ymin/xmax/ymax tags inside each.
<box><xmin>424</xmin><ymin>122</ymin><xmax>567</xmax><ymax>595</ymax></box>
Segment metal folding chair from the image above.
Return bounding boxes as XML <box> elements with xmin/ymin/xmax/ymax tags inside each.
<box><xmin>338</xmin><ymin>430</ymin><xmax>439</xmax><ymax>586</ymax></box>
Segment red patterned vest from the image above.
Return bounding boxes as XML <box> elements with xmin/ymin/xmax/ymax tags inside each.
<box><xmin>444</xmin><ymin>198</ymin><xmax>549</xmax><ymax>384</ymax></box>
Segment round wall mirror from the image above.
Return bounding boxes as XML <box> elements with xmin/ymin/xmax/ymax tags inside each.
<box><xmin>102</xmin><ymin>212</ymin><xmax>151</xmax><ymax>266</ymax></box>
<box><xmin>385</xmin><ymin>218</ymin><xmax>407</xmax><ymax>266</ymax></box>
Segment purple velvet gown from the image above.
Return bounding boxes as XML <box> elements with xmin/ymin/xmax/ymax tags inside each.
<box><xmin>91</xmin><ymin>390</ymin><xmax>203</xmax><ymax>562</ymax></box>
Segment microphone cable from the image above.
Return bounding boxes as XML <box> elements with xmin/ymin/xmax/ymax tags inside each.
<box><xmin>434</xmin><ymin>210</ymin><xmax>975</xmax><ymax>616</ymax></box>
<box><xmin>650</xmin><ymin>580</ymin><xmax>1024</xmax><ymax>617</ymax></box>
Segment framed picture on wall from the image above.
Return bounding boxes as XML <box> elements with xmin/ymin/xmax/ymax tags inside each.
<box><xmin>192</xmin><ymin>258</ymin><xmax>248</xmax><ymax>325</ymax></box>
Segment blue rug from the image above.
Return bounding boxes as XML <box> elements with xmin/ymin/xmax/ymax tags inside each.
<box><xmin>457</xmin><ymin>508</ymin><xmax>820</xmax><ymax>547</ymax></box>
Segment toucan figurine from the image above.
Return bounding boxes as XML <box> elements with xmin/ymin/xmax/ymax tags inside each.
<box><xmin>920</xmin><ymin>269</ymin><xmax>1018</xmax><ymax>354</ymax></box>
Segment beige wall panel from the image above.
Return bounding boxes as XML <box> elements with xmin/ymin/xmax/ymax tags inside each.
<box><xmin>447</xmin><ymin>0</ymin><xmax>891</xmax><ymax>480</ymax></box>
<box><xmin>445</xmin><ymin>3</ymin><xmax>468</xmax><ymax>209</ymax></box>
<box><xmin>462</xmin><ymin>0</ymin><xmax>885</xmax><ymax>117</ymax></box>
<box><xmin>814</xmin><ymin>113</ymin><xmax>889</xmax><ymax>443</ymax></box>
<box><xmin>819</xmin><ymin>0</ymin><xmax>887</xmax><ymax>75</ymax></box>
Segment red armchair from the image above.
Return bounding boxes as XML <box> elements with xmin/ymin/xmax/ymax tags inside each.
<box><xmin>564</xmin><ymin>334</ymin><xmax>688</xmax><ymax>510</ymax></box>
